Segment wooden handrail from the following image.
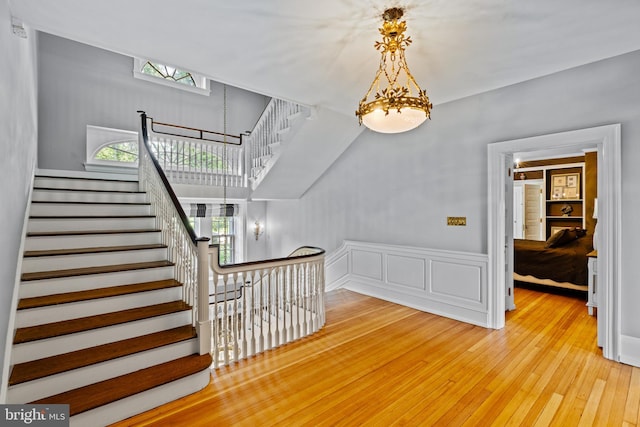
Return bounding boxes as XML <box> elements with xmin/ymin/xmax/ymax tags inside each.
<box><xmin>138</xmin><ymin>110</ymin><xmax>198</xmax><ymax>244</ymax></box>
<box><xmin>150</xmin><ymin>116</ymin><xmax>242</xmax><ymax>146</ymax></box>
<box><xmin>208</xmin><ymin>245</ymin><xmax>325</xmax><ymax>274</ymax></box>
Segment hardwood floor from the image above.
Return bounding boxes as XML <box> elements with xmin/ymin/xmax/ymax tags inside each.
<box><xmin>112</xmin><ymin>288</ymin><xmax>640</xmax><ymax>426</ymax></box>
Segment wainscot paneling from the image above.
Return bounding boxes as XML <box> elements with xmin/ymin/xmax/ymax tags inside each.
<box><xmin>325</xmin><ymin>240</ymin><xmax>489</xmax><ymax>327</ymax></box>
<box><xmin>621</xmin><ymin>335</ymin><xmax>640</xmax><ymax>367</ymax></box>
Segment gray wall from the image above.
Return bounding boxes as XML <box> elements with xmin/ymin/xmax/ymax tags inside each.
<box><xmin>38</xmin><ymin>32</ymin><xmax>268</xmax><ymax>171</ymax></box>
<box><xmin>266</xmin><ymin>49</ymin><xmax>640</xmax><ymax>338</ymax></box>
<box><xmin>0</xmin><ymin>1</ymin><xmax>38</xmax><ymax>400</ymax></box>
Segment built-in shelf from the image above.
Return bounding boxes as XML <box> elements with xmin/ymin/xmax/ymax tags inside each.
<box><xmin>545</xmin><ymin>165</ymin><xmax>585</xmax><ymax>237</ymax></box>
<box><xmin>547</xmin><ymin>216</ymin><xmax>584</xmax><ymax>219</ymax></box>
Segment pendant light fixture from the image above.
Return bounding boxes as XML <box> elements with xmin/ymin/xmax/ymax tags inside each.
<box><xmin>356</xmin><ymin>7</ymin><xmax>432</xmax><ymax>134</ymax></box>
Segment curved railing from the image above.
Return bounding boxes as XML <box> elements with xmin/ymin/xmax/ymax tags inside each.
<box><xmin>207</xmin><ymin>246</ymin><xmax>326</xmax><ymax>368</ymax></box>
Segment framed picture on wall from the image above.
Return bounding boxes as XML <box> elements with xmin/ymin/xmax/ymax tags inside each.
<box><xmin>551</xmin><ymin>173</ymin><xmax>580</xmax><ymax>200</ymax></box>
<box><xmin>553</xmin><ymin>176</ymin><xmax>567</xmax><ymax>187</ymax></box>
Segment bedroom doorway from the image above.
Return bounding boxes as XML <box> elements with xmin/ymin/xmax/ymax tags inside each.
<box><xmin>487</xmin><ymin>124</ymin><xmax>621</xmax><ymax>362</ymax></box>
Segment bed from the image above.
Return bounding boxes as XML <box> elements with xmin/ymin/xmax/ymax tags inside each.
<box><xmin>513</xmin><ymin>229</ymin><xmax>593</xmax><ymax>291</ymax></box>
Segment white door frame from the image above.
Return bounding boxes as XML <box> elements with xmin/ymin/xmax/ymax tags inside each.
<box><xmin>487</xmin><ymin>124</ymin><xmax>621</xmax><ymax>361</ymax></box>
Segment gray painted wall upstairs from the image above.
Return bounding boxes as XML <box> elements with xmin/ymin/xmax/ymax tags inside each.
<box><xmin>0</xmin><ymin>0</ymin><xmax>38</xmax><ymax>400</ymax></box>
<box><xmin>37</xmin><ymin>32</ymin><xmax>268</xmax><ymax>172</ymax></box>
<box><xmin>266</xmin><ymin>49</ymin><xmax>640</xmax><ymax>339</ymax></box>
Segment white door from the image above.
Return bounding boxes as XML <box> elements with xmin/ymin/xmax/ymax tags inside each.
<box><xmin>504</xmin><ymin>156</ymin><xmax>515</xmax><ymax>311</ymax></box>
<box><xmin>524</xmin><ymin>183</ymin><xmax>543</xmax><ymax>240</ymax></box>
<box><xmin>513</xmin><ymin>185</ymin><xmax>524</xmax><ymax>239</ymax></box>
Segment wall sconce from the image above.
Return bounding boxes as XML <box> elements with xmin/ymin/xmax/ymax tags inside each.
<box><xmin>253</xmin><ymin>221</ymin><xmax>264</xmax><ymax>241</ymax></box>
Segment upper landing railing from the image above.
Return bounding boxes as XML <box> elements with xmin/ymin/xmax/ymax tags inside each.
<box><xmin>144</xmin><ymin>114</ymin><xmax>246</xmax><ymax>188</ymax></box>
<box><xmin>139</xmin><ymin>98</ymin><xmax>306</xmax><ymax>190</ymax></box>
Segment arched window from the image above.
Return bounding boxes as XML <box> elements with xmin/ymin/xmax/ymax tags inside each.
<box><xmin>141</xmin><ymin>61</ymin><xmax>197</xmax><ymax>87</ymax></box>
<box><xmin>133</xmin><ymin>58</ymin><xmax>210</xmax><ymax>95</ymax></box>
<box><xmin>94</xmin><ymin>140</ymin><xmax>138</xmax><ymax>163</ymax></box>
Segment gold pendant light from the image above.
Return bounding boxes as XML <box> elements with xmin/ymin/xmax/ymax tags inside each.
<box><xmin>356</xmin><ymin>7</ymin><xmax>432</xmax><ymax>134</ymax></box>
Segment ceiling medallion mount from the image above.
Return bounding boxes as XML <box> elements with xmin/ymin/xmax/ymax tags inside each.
<box><xmin>356</xmin><ymin>7</ymin><xmax>432</xmax><ymax>134</ymax></box>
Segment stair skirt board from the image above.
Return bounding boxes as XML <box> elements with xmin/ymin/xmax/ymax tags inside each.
<box><xmin>7</xmin><ymin>339</ymin><xmax>199</xmax><ymax>403</ymax></box>
<box><xmin>19</xmin><ymin>265</ymin><xmax>175</xmax><ymax>297</ymax></box>
<box><xmin>21</xmin><ymin>246</ymin><xmax>168</xmax><ymax>273</ymax></box>
<box><xmin>15</xmin><ymin>287</ymin><xmax>182</xmax><ymax>327</ymax></box>
<box><xmin>11</xmin><ymin>311</ymin><xmax>192</xmax><ymax>364</ymax></box>
<box><xmin>69</xmin><ymin>369</ymin><xmax>211</xmax><ymax>427</ymax></box>
<box><xmin>24</xmin><ymin>231</ymin><xmax>162</xmax><ymax>252</ymax></box>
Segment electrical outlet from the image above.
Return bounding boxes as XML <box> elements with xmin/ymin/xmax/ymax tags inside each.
<box><xmin>447</xmin><ymin>216</ymin><xmax>467</xmax><ymax>226</ymax></box>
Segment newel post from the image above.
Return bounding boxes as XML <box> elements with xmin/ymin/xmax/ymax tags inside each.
<box><xmin>196</xmin><ymin>237</ymin><xmax>211</xmax><ymax>355</ymax></box>
<box><xmin>137</xmin><ymin>110</ymin><xmax>147</xmax><ymax>192</ymax></box>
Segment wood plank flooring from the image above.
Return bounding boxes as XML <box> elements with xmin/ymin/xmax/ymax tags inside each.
<box><xmin>111</xmin><ymin>287</ymin><xmax>640</xmax><ymax>426</ymax></box>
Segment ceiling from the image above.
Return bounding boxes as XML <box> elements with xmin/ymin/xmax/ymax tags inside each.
<box><xmin>11</xmin><ymin>0</ymin><xmax>640</xmax><ymax>117</ymax></box>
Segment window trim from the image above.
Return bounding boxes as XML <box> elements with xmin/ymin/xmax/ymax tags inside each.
<box><xmin>133</xmin><ymin>58</ymin><xmax>211</xmax><ymax>96</ymax></box>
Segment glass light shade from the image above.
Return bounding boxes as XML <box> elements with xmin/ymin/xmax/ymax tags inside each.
<box><xmin>361</xmin><ymin>107</ymin><xmax>428</xmax><ymax>134</ymax></box>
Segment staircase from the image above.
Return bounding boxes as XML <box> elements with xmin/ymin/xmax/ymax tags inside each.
<box><xmin>6</xmin><ymin>171</ymin><xmax>212</xmax><ymax>426</ymax></box>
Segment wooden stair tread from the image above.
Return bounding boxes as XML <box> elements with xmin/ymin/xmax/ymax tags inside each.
<box><xmin>14</xmin><ymin>301</ymin><xmax>191</xmax><ymax>344</ymax></box>
<box><xmin>31</xmin><ymin>200</ymin><xmax>150</xmax><ymax>206</ymax></box>
<box><xmin>24</xmin><ymin>243</ymin><xmax>166</xmax><ymax>257</ymax></box>
<box><xmin>35</xmin><ymin>175</ymin><xmax>138</xmax><ymax>184</ymax></box>
<box><xmin>27</xmin><ymin>228</ymin><xmax>161</xmax><ymax>237</ymax></box>
<box><xmin>18</xmin><ymin>279</ymin><xmax>181</xmax><ymax>309</ymax></box>
<box><xmin>9</xmin><ymin>325</ymin><xmax>196</xmax><ymax>385</ymax></box>
<box><xmin>34</xmin><ymin>186</ymin><xmax>144</xmax><ymax>194</ymax></box>
<box><xmin>29</xmin><ymin>215</ymin><xmax>155</xmax><ymax>219</ymax></box>
<box><xmin>31</xmin><ymin>353</ymin><xmax>212</xmax><ymax>416</ymax></box>
<box><xmin>21</xmin><ymin>260</ymin><xmax>173</xmax><ymax>281</ymax></box>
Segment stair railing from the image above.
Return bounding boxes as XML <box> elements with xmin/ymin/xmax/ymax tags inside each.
<box><xmin>246</xmin><ymin>98</ymin><xmax>305</xmax><ymax>185</ymax></box>
<box><xmin>205</xmin><ymin>245</ymin><xmax>326</xmax><ymax>368</ymax></box>
<box><xmin>137</xmin><ymin>111</ymin><xmax>212</xmax><ymax>355</ymax></box>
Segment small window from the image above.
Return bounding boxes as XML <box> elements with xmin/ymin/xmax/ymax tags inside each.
<box><xmin>133</xmin><ymin>58</ymin><xmax>210</xmax><ymax>95</ymax></box>
<box><xmin>211</xmin><ymin>217</ymin><xmax>236</xmax><ymax>265</ymax></box>
<box><xmin>141</xmin><ymin>61</ymin><xmax>197</xmax><ymax>87</ymax></box>
<box><xmin>94</xmin><ymin>141</ymin><xmax>138</xmax><ymax>163</ymax></box>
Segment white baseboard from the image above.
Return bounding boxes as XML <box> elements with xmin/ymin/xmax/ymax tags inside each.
<box><xmin>620</xmin><ymin>335</ymin><xmax>640</xmax><ymax>367</ymax></box>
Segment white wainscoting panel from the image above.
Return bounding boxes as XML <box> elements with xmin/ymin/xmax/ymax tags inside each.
<box><xmin>351</xmin><ymin>249</ymin><xmax>383</xmax><ymax>281</ymax></box>
<box><xmin>325</xmin><ymin>240</ymin><xmax>489</xmax><ymax>327</ymax></box>
<box><xmin>620</xmin><ymin>335</ymin><xmax>640</xmax><ymax>368</ymax></box>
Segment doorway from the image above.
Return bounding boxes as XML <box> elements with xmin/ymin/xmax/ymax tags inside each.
<box><xmin>487</xmin><ymin>124</ymin><xmax>621</xmax><ymax>361</ymax></box>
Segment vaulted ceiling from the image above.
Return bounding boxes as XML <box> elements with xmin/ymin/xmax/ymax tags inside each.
<box><xmin>12</xmin><ymin>0</ymin><xmax>640</xmax><ymax>116</ymax></box>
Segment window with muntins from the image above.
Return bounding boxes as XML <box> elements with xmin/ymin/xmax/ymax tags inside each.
<box><xmin>133</xmin><ymin>58</ymin><xmax>210</xmax><ymax>95</ymax></box>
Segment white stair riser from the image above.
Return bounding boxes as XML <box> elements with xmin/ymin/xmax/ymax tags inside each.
<box><xmin>11</xmin><ymin>310</ymin><xmax>192</xmax><ymax>364</ymax></box>
<box><xmin>22</xmin><ymin>247</ymin><xmax>168</xmax><ymax>273</ymax></box>
<box><xmin>30</xmin><ymin>202</ymin><xmax>151</xmax><ymax>217</ymax></box>
<box><xmin>27</xmin><ymin>217</ymin><xmax>156</xmax><ymax>233</ymax></box>
<box><xmin>7</xmin><ymin>339</ymin><xmax>198</xmax><ymax>404</ymax></box>
<box><xmin>34</xmin><ymin>177</ymin><xmax>139</xmax><ymax>192</ymax></box>
<box><xmin>25</xmin><ymin>231</ymin><xmax>162</xmax><ymax>251</ymax></box>
<box><xmin>32</xmin><ymin>189</ymin><xmax>148</xmax><ymax>204</ymax></box>
<box><xmin>69</xmin><ymin>370</ymin><xmax>211</xmax><ymax>427</ymax></box>
<box><xmin>16</xmin><ymin>287</ymin><xmax>182</xmax><ymax>327</ymax></box>
<box><xmin>20</xmin><ymin>266</ymin><xmax>175</xmax><ymax>297</ymax></box>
